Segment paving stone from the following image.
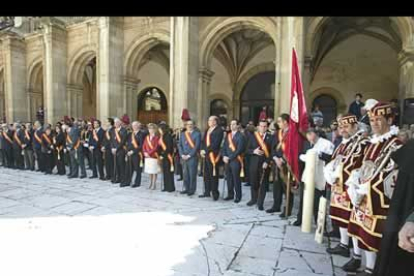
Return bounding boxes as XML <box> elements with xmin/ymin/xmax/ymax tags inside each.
<box><xmin>283</xmin><ymin>226</ymin><xmax>328</xmax><ymax>254</ymax></box>
<box><xmin>231</xmin><ymin>255</ymin><xmax>275</xmax><ymax>276</ymax></box>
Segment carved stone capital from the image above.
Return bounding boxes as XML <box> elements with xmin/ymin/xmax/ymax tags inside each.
<box><xmin>199</xmin><ymin>67</ymin><xmax>214</xmax><ymax>83</ymax></box>
<box><xmin>398</xmin><ymin>48</ymin><xmax>414</xmax><ymax>65</ymax></box>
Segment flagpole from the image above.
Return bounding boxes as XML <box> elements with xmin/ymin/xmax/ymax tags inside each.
<box><xmin>285</xmin><ymin>171</ymin><xmax>291</xmax><ymax>218</ymax></box>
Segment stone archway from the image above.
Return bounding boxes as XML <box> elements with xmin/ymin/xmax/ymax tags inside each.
<box><xmin>200</xmin><ymin>17</ymin><xmax>279</xmax><ymax>126</ymax></box>
<box><xmin>307</xmin><ymin>17</ymin><xmax>408</xmax><ymax>114</ymax></box>
<box><xmin>67</xmin><ymin>48</ymin><xmax>96</xmax><ymax>118</ymax></box>
<box><xmin>27</xmin><ymin>59</ymin><xmax>44</xmax><ymax>122</ymax></box>
<box><xmin>124</xmin><ymin>31</ymin><xmax>170</xmax><ymax>121</ymax></box>
<box><xmin>0</xmin><ymin>68</ymin><xmax>5</xmax><ymax>122</ymax></box>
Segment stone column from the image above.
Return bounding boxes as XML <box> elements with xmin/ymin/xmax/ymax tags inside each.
<box><xmin>398</xmin><ymin>49</ymin><xmax>414</xmax><ymax>124</ymax></box>
<box><xmin>66</xmin><ymin>85</ymin><xmax>83</xmax><ymax>119</ymax></box>
<box><xmin>169</xmin><ymin>17</ymin><xmax>199</xmax><ymax>128</ymax></box>
<box><xmin>302</xmin><ymin>56</ymin><xmax>313</xmax><ymax>110</ymax></box>
<box><xmin>198</xmin><ymin>67</ymin><xmax>214</xmax><ymax>130</ymax></box>
<box><xmin>0</xmin><ymin>74</ymin><xmax>4</xmax><ymax>121</ymax></box>
<box><xmin>124</xmin><ymin>78</ymin><xmax>140</xmax><ymax>120</ymax></box>
<box><xmin>97</xmin><ymin>17</ymin><xmax>124</xmax><ymax>121</ymax></box>
<box><xmin>41</xmin><ymin>17</ymin><xmax>67</xmax><ymax>124</ymax></box>
<box><xmin>278</xmin><ymin>17</ymin><xmax>305</xmax><ymax>114</ymax></box>
<box><xmin>1</xmin><ymin>33</ymin><xmax>27</xmax><ymax>122</ymax></box>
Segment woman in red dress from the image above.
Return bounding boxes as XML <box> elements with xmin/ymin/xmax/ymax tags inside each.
<box><xmin>143</xmin><ymin>123</ymin><xmax>160</xmax><ymax>190</ymax></box>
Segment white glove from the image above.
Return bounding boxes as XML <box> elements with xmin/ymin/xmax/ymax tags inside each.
<box><xmin>299</xmin><ymin>154</ymin><xmax>306</xmax><ymax>162</ymax></box>
<box><xmin>347</xmin><ymin>182</ymin><xmax>359</xmax><ymax>206</ymax></box>
<box><xmin>345</xmin><ymin>169</ymin><xmax>360</xmax><ymax>187</ymax></box>
<box><xmin>356</xmin><ymin>182</ymin><xmax>369</xmax><ymax>196</ymax></box>
<box><xmin>323</xmin><ymin>162</ymin><xmax>337</xmax><ymax>186</ymax></box>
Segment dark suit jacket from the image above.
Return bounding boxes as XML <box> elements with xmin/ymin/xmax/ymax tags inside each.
<box><xmin>159</xmin><ymin>132</ymin><xmax>174</xmax><ymax>158</ymax></box>
<box><xmin>112</xmin><ymin>127</ymin><xmax>128</xmax><ymax>152</ymax></box>
<box><xmin>222</xmin><ymin>131</ymin><xmax>245</xmax><ymax>161</ymax></box>
<box><xmin>202</xmin><ymin>126</ymin><xmax>224</xmax><ymax>155</ymax></box>
<box><xmin>246</xmin><ymin>131</ymin><xmax>273</xmax><ymax>163</ymax></box>
<box><xmin>89</xmin><ymin>128</ymin><xmax>105</xmax><ymax>149</ymax></box>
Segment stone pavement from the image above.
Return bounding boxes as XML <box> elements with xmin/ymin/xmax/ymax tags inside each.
<box><xmin>0</xmin><ymin>167</ymin><xmax>354</xmax><ymax>276</ymax></box>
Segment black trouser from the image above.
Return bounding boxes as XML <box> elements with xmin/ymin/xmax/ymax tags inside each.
<box><xmin>4</xmin><ymin>147</ymin><xmax>14</xmax><ymax>168</ymax></box>
<box><xmin>83</xmin><ymin>147</ymin><xmax>91</xmax><ymax>169</ymax></box>
<box><xmin>113</xmin><ymin>149</ymin><xmax>125</xmax><ymax>183</ymax></box>
<box><xmin>55</xmin><ymin>151</ymin><xmax>66</xmax><ymax>175</ymax></box>
<box><xmin>104</xmin><ymin>148</ymin><xmax>113</xmax><ymax>180</ymax></box>
<box><xmin>35</xmin><ymin>148</ymin><xmax>44</xmax><ymax>172</ymax></box>
<box><xmin>13</xmin><ymin>147</ymin><xmax>24</xmax><ymax>169</ymax></box>
<box><xmin>270</xmin><ymin>166</ymin><xmax>284</xmax><ymax>210</ymax></box>
<box><xmin>91</xmin><ymin>148</ymin><xmax>104</xmax><ymax>178</ymax></box>
<box><xmin>204</xmin><ymin>157</ymin><xmax>219</xmax><ymax>197</ymax></box>
<box><xmin>161</xmin><ymin>157</ymin><xmax>175</xmax><ymax>192</ymax></box>
<box><xmin>69</xmin><ymin>149</ymin><xmax>79</xmax><ymax>177</ymax></box>
<box><xmin>257</xmin><ymin>167</ymin><xmax>271</xmax><ymax>208</ymax></box>
<box><xmin>78</xmin><ymin>147</ymin><xmax>87</xmax><ymax>177</ymax></box>
<box><xmin>24</xmin><ymin>149</ymin><xmax>35</xmax><ymax>171</ymax></box>
<box><xmin>313</xmin><ymin>189</ymin><xmax>325</xmax><ymax>224</ymax></box>
<box><xmin>0</xmin><ymin>149</ymin><xmax>4</xmax><ymax>166</ymax></box>
<box><xmin>175</xmin><ymin>154</ymin><xmax>183</xmax><ymax>179</ymax></box>
<box><xmin>248</xmin><ymin>156</ymin><xmax>265</xmax><ymax>203</ymax></box>
<box><xmin>44</xmin><ymin>151</ymin><xmax>53</xmax><ymax>174</ymax></box>
<box><xmin>226</xmin><ymin>159</ymin><xmax>242</xmax><ymax>200</ymax></box>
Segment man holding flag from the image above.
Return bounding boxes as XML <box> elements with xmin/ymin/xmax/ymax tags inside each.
<box><xmin>283</xmin><ymin>48</ymin><xmax>309</xmax><ymax>218</ymax></box>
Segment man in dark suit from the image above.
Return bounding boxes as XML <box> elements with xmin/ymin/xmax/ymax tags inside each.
<box><xmin>102</xmin><ymin>118</ymin><xmax>115</xmax><ymax>181</ymax></box>
<box><xmin>12</xmin><ymin>122</ymin><xmax>25</xmax><ymax>170</ymax></box>
<box><xmin>111</xmin><ymin>118</ymin><xmax>128</xmax><ymax>185</ymax></box>
<box><xmin>23</xmin><ymin>122</ymin><xmax>35</xmax><ymax>171</ymax></box>
<box><xmin>89</xmin><ymin>119</ymin><xmax>105</xmax><ymax>179</ymax></box>
<box><xmin>246</xmin><ymin>120</ymin><xmax>273</xmax><ymax>210</ymax></box>
<box><xmin>200</xmin><ymin>116</ymin><xmax>224</xmax><ymax>201</ymax></box>
<box><xmin>67</xmin><ymin>122</ymin><xmax>86</xmax><ymax>178</ymax></box>
<box><xmin>222</xmin><ymin>119</ymin><xmax>245</xmax><ymax>203</ymax></box>
<box><xmin>33</xmin><ymin>121</ymin><xmax>44</xmax><ymax>172</ymax></box>
<box><xmin>348</xmin><ymin>93</ymin><xmax>364</xmax><ymax>120</ymax></box>
<box><xmin>178</xmin><ymin>120</ymin><xmax>201</xmax><ymax>196</ymax></box>
<box><xmin>123</xmin><ymin>121</ymin><xmax>147</xmax><ymax>187</ymax></box>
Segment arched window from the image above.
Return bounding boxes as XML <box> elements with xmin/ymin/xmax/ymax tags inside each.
<box><xmin>137</xmin><ymin>87</ymin><xmax>168</xmax><ymax>124</ymax></box>
<box><xmin>240</xmin><ymin>71</ymin><xmax>275</xmax><ymax>125</ymax></box>
<box><xmin>312</xmin><ymin>94</ymin><xmax>337</xmax><ymax>127</ymax></box>
<box><xmin>210</xmin><ymin>99</ymin><xmax>228</xmax><ymax>127</ymax></box>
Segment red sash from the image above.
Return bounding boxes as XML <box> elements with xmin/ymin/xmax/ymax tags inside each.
<box><xmin>159</xmin><ymin>135</ymin><xmax>174</xmax><ymax>172</ymax></box>
<box><xmin>115</xmin><ymin>129</ymin><xmax>121</xmax><ymax>143</ymax></box>
<box><xmin>206</xmin><ymin>129</ymin><xmax>220</xmax><ymax>175</ymax></box>
<box><xmin>184</xmin><ymin>131</ymin><xmax>195</xmax><ymax>149</ymax></box>
<box><xmin>132</xmin><ymin>133</ymin><xmax>139</xmax><ymax>149</ymax></box>
<box><xmin>145</xmin><ymin>135</ymin><xmax>158</xmax><ymax>158</ymax></box>
<box><xmin>66</xmin><ymin>135</ymin><xmax>80</xmax><ymax>150</ymax></box>
<box><xmin>254</xmin><ymin>132</ymin><xmax>270</xmax><ymax>158</ymax></box>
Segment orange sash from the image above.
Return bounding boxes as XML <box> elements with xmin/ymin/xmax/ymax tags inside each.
<box><xmin>115</xmin><ymin>128</ymin><xmax>121</xmax><ymax>143</ymax></box>
<box><xmin>34</xmin><ymin>131</ymin><xmax>42</xmax><ymax>144</ymax></box>
<box><xmin>254</xmin><ymin>132</ymin><xmax>270</xmax><ymax>158</ymax></box>
<box><xmin>42</xmin><ymin>133</ymin><xmax>52</xmax><ymax>146</ymax></box>
<box><xmin>277</xmin><ymin>129</ymin><xmax>287</xmax><ymax>153</ymax></box>
<box><xmin>184</xmin><ymin>131</ymin><xmax>195</xmax><ymax>149</ymax></box>
<box><xmin>3</xmin><ymin>132</ymin><xmax>13</xmax><ymax>144</ymax></box>
<box><xmin>159</xmin><ymin>135</ymin><xmax>174</xmax><ymax>172</ymax></box>
<box><xmin>66</xmin><ymin>135</ymin><xmax>81</xmax><ymax>150</ymax></box>
<box><xmin>25</xmin><ymin>130</ymin><xmax>31</xmax><ymax>141</ymax></box>
<box><xmin>227</xmin><ymin>132</ymin><xmax>244</xmax><ymax>177</ymax></box>
<box><xmin>145</xmin><ymin>135</ymin><xmax>158</xmax><ymax>158</ymax></box>
<box><xmin>14</xmin><ymin>131</ymin><xmax>23</xmax><ymax>148</ymax></box>
<box><xmin>132</xmin><ymin>133</ymin><xmax>139</xmax><ymax>149</ymax></box>
<box><xmin>206</xmin><ymin>129</ymin><xmax>220</xmax><ymax>176</ymax></box>
<box><xmin>93</xmin><ymin>129</ymin><xmax>99</xmax><ymax>142</ymax></box>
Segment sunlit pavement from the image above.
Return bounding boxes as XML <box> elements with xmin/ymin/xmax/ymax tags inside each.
<box><xmin>0</xmin><ymin>167</ymin><xmax>346</xmax><ymax>276</ymax></box>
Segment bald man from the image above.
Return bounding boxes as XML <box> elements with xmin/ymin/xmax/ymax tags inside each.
<box><xmin>200</xmin><ymin>116</ymin><xmax>224</xmax><ymax>201</ymax></box>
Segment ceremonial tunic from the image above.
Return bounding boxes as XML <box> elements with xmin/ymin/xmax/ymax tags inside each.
<box><xmin>348</xmin><ymin>127</ymin><xmax>402</xmax><ymax>252</ymax></box>
<box><xmin>326</xmin><ymin>132</ymin><xmax>369</xmax><ymax>228</ymax></box>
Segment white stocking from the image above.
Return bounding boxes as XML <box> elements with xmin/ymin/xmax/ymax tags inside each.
<box><xmin>352</xmin><ymin>237</ymin><xmax>361</xmax><ymax>258</ymax></box>
<box><xmin>364</xmin><ymin>250</ymin><xmax>377</xmax><ymax>270</ymax></box>
<box><xmin>339</xmin><ymin>227</ymin><xmax>349</xmax><ymax>246</ymax></box>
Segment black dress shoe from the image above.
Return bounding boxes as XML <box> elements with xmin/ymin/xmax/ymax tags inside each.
<box><xmin>266</xmin><ymin>207</ymin><xmax>281</xmax><ymax>214</ymax></box>
<box><xmin>326</xmin><ymin>243</ymin><xmax>350</xmax><ymax>258</ymax></box>
<box><xmin>161</xmin><ymin>189</ymin><xmax>167</xmax><ymax>192</ymax></box>
<box><xmin>342</xmin><ymin>257</ymin><xmax>362</xmax><ymax>273</ymax></box>
<box><xmin>99</xmin><ymin>177</ymin><xmax>106</xmax><ymax>181</ymax></box>
<box><xmin>198</xmin><ymin>194</ymin><xmax>210</xmax><ymax>198</ymax></box>
<box><xmin>180</xmin><ymin>190</ymin><xmax>188</xmax><ymax>195</ymax></box>
<box><xmin>68</xmin><ymin>175</ymin><xmax>77</xmax><ymax>179</ymax></box>
<box><xmin>224</xmin><ymin>196</ymin><xmax>234</xmax><ymax>201</ymax></box>
<box><xmin>169</xmin><ymin>189</ymin><xmax>175</xmax><ymax>192</ymax></box>
<box><xmin>292</xmin><ymin>220</ymin><xmax>302</xmax><ymax>227</ymax></box>
<box><xmin>234</xmin><ymin>198</ymin><xmax>241</xmax><ymax>203</ymax></box>
<box><xmin>80</xmin><ymin>175</ymin><xmax>87</xmax><ymax>179</ymax></box>
<box><xmin>212</xmin><ymin>192</ymin><xmax>219</xmax><ymax>201</ymax></box>
<box><xmin>89</xmin><ymin>176</ymin><xmax>97</xmax><ymax>179</ymax></box>
<box><xmin>187</xmin><ymin>192</ymin><xmax>195</xmax><ymax>196</ymax></box>
<box><xmin>120</xmin><ymin>183</ymin><xmax>129</xmax><ymax>187</ymax></box>
<box><xmin>354</xmin><ymin>270</ymin><xmax>373</xmax><ymax>276</ymax></box>
<box><xmin>131</xmin><ymin>184</ymin><xmax>140</xmax><ymax>188</ymax></box>
<box><xmin>105</xmin><ymin>176</ymin><xmax>112</xmax><ymax>180</ymax></box>
<box><xmin>258</xmin><ymin>206</ymin><xmax>264</xmax><ymax>211</ymax></box>
<box><xmin>246</xmin><ymin>200</ymin><xmax>257</xmax><ymax>206</ymax></box>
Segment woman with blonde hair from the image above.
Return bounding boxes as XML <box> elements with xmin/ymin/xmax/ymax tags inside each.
<box><xmin>143</xmin><ymin>123</ymin><xmax>160</xmax><ymax>189</ymax></box>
